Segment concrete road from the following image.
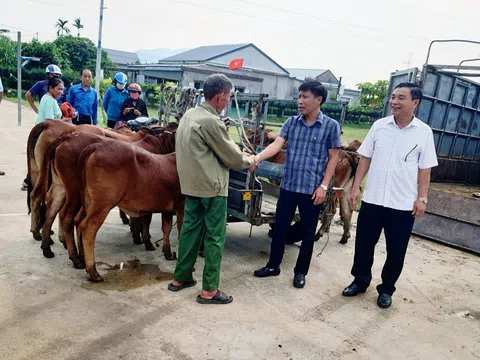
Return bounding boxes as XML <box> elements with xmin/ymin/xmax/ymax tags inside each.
<box><xmin>0</xmin><ymin>100</ymin><xmax>479</xmax><ymax>360</ymax></box>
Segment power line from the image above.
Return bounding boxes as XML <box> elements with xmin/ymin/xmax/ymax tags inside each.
<box><xmin>0</xmin><ymin>23</ymin><xmax>37</xmax><ymax>35</ymax></box>
<box><xmin>230</xmin><ymin>0</ymin><xmax>429</xmax><ymax>41</ymax></box>
<box><xmin>164</xmin><ymin>0</ymin><xmax>416</xmax><ymax>46</ymax></box>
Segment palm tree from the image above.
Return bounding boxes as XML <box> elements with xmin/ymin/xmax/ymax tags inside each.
<box><xmin>73</xmin><ymin>18</ymin><xmax>84</xmax><ymax>37</ymax></box>
<box><xmin>55</xmin><ymin>19</ymin><xmax>70</xmax><ymax>37</ymax></box>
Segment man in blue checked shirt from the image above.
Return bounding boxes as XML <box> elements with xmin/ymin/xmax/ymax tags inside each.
<box><xmin>67</xmin><ymin>69</ymin><xmax>98</xmax><ymax>125</ymax></box>
<box><xmin>252</xmin><ymin>81</ymin><xmax>341</xmax><ymax>289</ymax></box>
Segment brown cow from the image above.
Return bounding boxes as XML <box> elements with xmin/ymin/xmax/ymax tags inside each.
<box><xmin>76</xmin><ymin>138</ymin><xmax>183</xmax><ymax>281</ymax></box>
<box><xmin>36</xmin><ymin>125</ymin><xmax>178</xmax><ymax>264</ymax></box>
<box><xmin>27</xmin><ymin>121</ymin><xmax>146</xmax><ymax>241</ymax></box>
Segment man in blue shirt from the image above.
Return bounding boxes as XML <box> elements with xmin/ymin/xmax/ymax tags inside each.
<box><xmin>68</xmin><ymin>69</ymin><xmax>98</xmax><ymax>125</ymax></box>
<box><xmin>252</xmin><ymin>81</ymin><xmax>341</xmax><ymax>288</ymax></box>
<box><xmin>26</xmin><ymin>64</ymin><xmax>66</xmax><ymax>114</ymax></box>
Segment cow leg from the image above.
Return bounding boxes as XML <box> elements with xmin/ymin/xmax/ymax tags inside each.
<box><xmin>79</xmin><ymin>207</ymin><xmax>110</xmax><ymax>282</ymax></box>
<box><xmin>161</xmin><ymin>212</ymin><xmax>175</xmax><ymax>260</ymax></box>
<box><xmin>130</xmin><ymin>217</ymin><xmax>143</xmax><ymax>245</ymax></box>
<box><xmin>339</xmin><ymin>185</ymin><xmax>353</xmax><ymax>245</ymax></box>
<box><xmin>142</xmin><ymin>214</ymin><xmax>155</xmax><ymax>251</ymax></box>
<box><xmin>60</xmin><ymin>201</ymin><xmax>84</xmax><ymax>269</ymax></box>
<box><xmin>74</xmin><ymin>207</ymin><xmax>86</xmax><ymax>266</ymax></box>
<box><xmin>58</xmin><ymin>220</ymin><xmax>65</xmax><ymax>248</ymax></box>
<box><xmin>119</xmin><ymin>209</ymin><xmax>129</xmax><ymax>225</ymax></box>
<box><xmin>29</xmin><ymin>170</ymin><xmax>42</xmax><ymax>240</ymax></box>
<box><xmin>30</xmin><ymin>188</ymin><xmax>43</xmax><ymax>241</ymax></box>
<box><xmin>40</xmin><ymin>185</ymin><xmax>65</xmax><ymax>258</ymax></box>
<box><xmin>316</xmin><ymin>198</ymin><xmax>336</xmax><ymax>241</ymax></box>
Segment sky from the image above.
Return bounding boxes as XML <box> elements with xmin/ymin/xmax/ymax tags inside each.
<box><xmin>1</xmin><ymin>0</ymin><xmax>479</xmax><ymax>88</ymax></box>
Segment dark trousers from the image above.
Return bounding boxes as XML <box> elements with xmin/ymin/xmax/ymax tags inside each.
<box><xmin>73</xmin><ymin>114</ymin><xmax>93</xmax><ymax>125</ymax></box>
<box><xmin>351</xmin><ymin>201</ymin><xmax>415</xmax><ymax>295</ymax></box>
<box><xmin>267</xmin><ymin>188</ymin><xmax>323</xmax><ymax>275</ymax></box>
<box><xmin>107</xmin><ymin>120</ymin><xmax>116</xmax><ymax>129</ymax></box>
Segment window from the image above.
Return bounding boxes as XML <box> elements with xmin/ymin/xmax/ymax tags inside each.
<box><xmin>235</xmin><ymin>87</ymin><xmax>245</xmax><ymax>93</ymax></box>
<box><xmin>194</xmin><ymin>81</ymin><xmax>204</xmax><ymax>90</ymax></box>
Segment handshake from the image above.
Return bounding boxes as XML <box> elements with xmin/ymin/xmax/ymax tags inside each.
<box><xmin>246</xmin><ymin>154</ymin><xmax>261</xmax><ymax>173</ymax></box>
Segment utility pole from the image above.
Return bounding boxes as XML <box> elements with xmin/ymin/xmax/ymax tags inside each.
<box><xmin>95</xmin><ymin>0</ymin><xmax>105</xmax><ymax>96</ymax></box>
<box><xmin>17</xmin><ymin>31</ymin><xmax>21</xmax><ymax>126</ymax></box>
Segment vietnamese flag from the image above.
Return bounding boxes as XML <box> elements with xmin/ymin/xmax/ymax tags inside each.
<box><xmin>229</xmin><ymin>58</ymin><xmax>244</xmax><ymax>70</ymax></box>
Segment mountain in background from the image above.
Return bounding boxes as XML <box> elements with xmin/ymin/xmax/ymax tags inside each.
<box><xmin>136</xmin><ymin>48</ymin><xmax>190</xmax><ymax>64</ymax></box>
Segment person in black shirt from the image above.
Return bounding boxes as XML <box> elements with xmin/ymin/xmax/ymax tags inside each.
<box><xmin>120</xmin><ymin>83</ymin><xmax>148</xmax><ymax>122</ymax></box>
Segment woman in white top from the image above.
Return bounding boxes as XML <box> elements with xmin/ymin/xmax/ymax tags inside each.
<box><xmin>35</xmin><ymin>77</ymin><xmax>66</xmax><ymax>125</ymax></box>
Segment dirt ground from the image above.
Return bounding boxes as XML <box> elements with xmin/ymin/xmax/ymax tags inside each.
<box><xmin>0</xmin><ymin>100</ymin><xmax>479</xmax><ymax>360</ymax></box>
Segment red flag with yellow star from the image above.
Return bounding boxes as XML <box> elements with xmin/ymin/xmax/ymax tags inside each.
<box><xmin>228</xmin><ymin>58</ymin><xmax>244</xmax><ymax>70</ymax></box>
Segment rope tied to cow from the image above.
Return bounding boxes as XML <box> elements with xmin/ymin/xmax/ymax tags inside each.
<box><xmin>233</xmin><ymin>90</ymin><xmax>256</xmax><ymax>155</ymax></box>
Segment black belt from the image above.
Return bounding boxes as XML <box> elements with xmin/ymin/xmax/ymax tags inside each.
<box><xmin>74</xmin><ymin>114</ymin><xmax>93</xmax><ymax>125</ymax></box>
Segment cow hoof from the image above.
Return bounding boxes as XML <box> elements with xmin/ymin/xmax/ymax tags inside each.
<box><xmin>267</xmin><ymin>229</ymin><xmax>273</xmax><ymax>238</ymax></box>
<box><xmin>71</xmin><ymin>258</ymin><xmax>86</xmax><ymax>269</ymax></box>
<box><xmin>339</xmin><ymin>237</ymin><xmax>349</xmax><ymax>245</ymax></box>
<box><xmin>42</xmin><ymin>248</ymin><xmax>55</xmax><ymax>259</ymax></box>
<box><xmin>132</xmin><ymin>235</ymin><xmax>143</xmax><ymax>245</ymax></box>
<box><xmin>164</xmin><ymin>251</ymin><xmax>177</xmax><ymax>261</ymax></box>
<box><xmin>144</xmin><ymin>242</ymin><xmax>156</xmax><ymax>251</ymax></box>
<box><xmin>198</xmin><ymin>250</ymin><xmax>204</xmax><ymax>258</ymax></box>
<box><xmin>32</xmin><ymin>231</ymin><xmax>42</xmax><ymax>241</ymax></box>
<box><xmin>50</xmin><ymin>230</ymin><xmax>55</xmax><ymax>235</ymax></box>
<box><xmin>88</xmin><ymin>272</ymin><xmax>104</xmax><ymax>282</ymax></box>
<box><xmin>48</xmin><ymin>237</ymin><xmax>54</xmax><ymax>246</ymax></box>
<box><xmin>315</xmin><ymin>232</ymin><xmax>322</xmax><ymax>241</ymax></box>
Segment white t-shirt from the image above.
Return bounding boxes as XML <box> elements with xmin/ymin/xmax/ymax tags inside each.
<box><xmin>358</xmin><ymin>116</ymin><xmax>438</xmax><ymax>211</ymax></box>
<box><xmin>0</xmin><ymin>78</ymin><xmax>4</xmax><ymax>92</ymax></box>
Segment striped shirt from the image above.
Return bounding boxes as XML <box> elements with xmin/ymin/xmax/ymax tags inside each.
<box><xmin>278</xmin><ymin>112</ymin><xmax>341</xmax><ymax>194</ymax></box>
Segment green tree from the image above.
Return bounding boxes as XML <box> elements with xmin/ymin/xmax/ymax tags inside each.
<box><xmin>0</xmin><ymin>35</ymin><xmax>17</xmax><ymax>70</ymax></box>
<box><xmin>22</xmin><ymin>39</ymin><xmax>72</xmax><ymax>72</ymax></box>
<box><xmin>356</xmin><ymin>80</ymin><xmax>388</xmax><ymax>107</ymax></box>
<box><xmin>73</xmin><ymin>18</ymin><xmax>84</xmax><ymax>37</ymax></box>
<box><xmin>53</xmin><ymin>36</ymin><xmax>114</xmax><ymax>72</ymax></box>
<box><xmin>55</xmin><ymin>19</ymin><xmax>70</xmax><ymax>36</ymax></box>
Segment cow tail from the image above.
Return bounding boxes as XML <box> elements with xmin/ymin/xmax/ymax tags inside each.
<box><xmin>26</xmin><ymin>122</ymin><xmax>47</xmax><ymax>214</ymax></box>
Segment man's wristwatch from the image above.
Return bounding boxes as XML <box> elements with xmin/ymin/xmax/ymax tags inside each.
<box><xmin>418</xmin><ymin>197</ymin><xmax>428</xmax><ymax>204</ymax></box>
<box><xmin>320</xmin><ymin>184</ymin><xmax>328</xmax><ymax>191</ymax></box>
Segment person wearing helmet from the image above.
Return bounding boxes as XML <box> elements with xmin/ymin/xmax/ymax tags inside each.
<box><xmin>26</xmin><ymin>64</ymin><xmax>66</xmax><ymax>114</ymax></box>
<box><xmin>102</xmin><ymin>72</ymin><xmax>129</xmax><ymax>128</ymax></box>
<box><xmin>120</xmin><ymin>83</ymin><xmax>148</xmax><ymax>122</ymax></box>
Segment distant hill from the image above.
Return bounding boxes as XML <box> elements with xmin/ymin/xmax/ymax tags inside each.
<box><xmin>136</xmin><ymin>48</ymin><xmax>190</xmax><ymax>64</ymax></box>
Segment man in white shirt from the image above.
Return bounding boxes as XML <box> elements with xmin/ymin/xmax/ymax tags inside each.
<box><xmin>342</xmin><ymin>82</ymin><xmax>438</xmax><ymax>309</ymax></box>
<box><xmin>0</xmin><ymin>77</ymin><xmax>4</xmax><ymax>176</ymax></box>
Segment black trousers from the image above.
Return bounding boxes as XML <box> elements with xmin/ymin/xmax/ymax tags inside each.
<box><xmin>351</xmin><ymin>201</ymin><xmax>415</xmax><ymax>295</ymax></box>
<box><xmin>267</xmin><ymin>188</ymin><xmax>323</xmax><ymax>276</ymax></box>
<box><xmin>73</xmin><ymin>114</ymin><xmax>93</xmax><ymax>125</ymax></box>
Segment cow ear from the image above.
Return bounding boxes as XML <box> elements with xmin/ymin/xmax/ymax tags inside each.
<box><xmin>139</xmin><ymin>126</ymin><xmax>154</xmax><ymax>135</ymax></box>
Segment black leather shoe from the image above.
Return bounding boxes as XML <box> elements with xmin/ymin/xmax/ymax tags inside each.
<box><xmin>254</xmin><ymin>266</ymin><xmax>280</xmax><ymax>278</ymax></box>
<box><xmin>293</xmin><ymin>274</ymin><xmax>305</xmax><ymax>288</ymax></box>
<box><xmin>377</xmin><ymin>293</ymin><xmax>392</xmax><ymax>308</ymax></box>
<box><xmin>342</xmin><ymin>283</ymin><xmax>367</xmax><ymax>297</ymax></box>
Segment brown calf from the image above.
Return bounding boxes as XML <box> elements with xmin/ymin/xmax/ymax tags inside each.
<box><xmin>76</xmin><ymin>138</ymin><xmax>183</xmax><ymax>281</ymax></box>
